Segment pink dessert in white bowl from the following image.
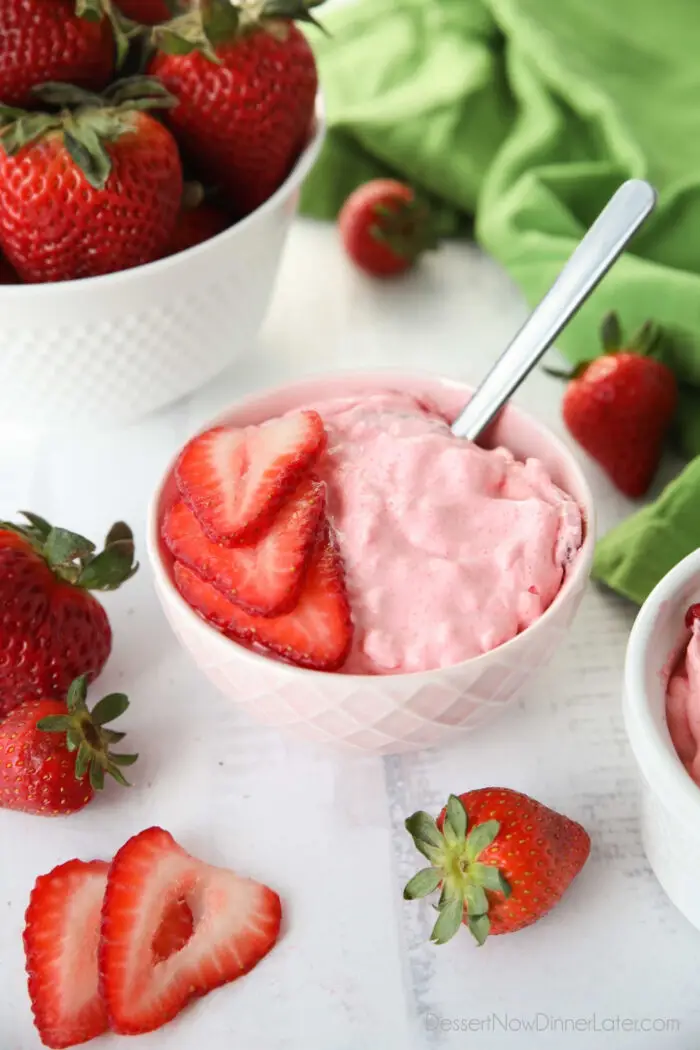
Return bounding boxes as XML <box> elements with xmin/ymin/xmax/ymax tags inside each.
<box><xmin>299</xmin><ymin>391</ymin><xmax>582</xmax><ymax>673</ymax></box>
<box><xmin>147</xmin><ymin>371</ymin><xmax>595</xmax><ymax>754</ymax></box>
<box><xmin>665</xmin><ymin>607</ymin><xmax>700</xmax><ymax>785</ymax></box>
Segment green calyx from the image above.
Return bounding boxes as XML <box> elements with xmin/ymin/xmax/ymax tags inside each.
<box><xmin>1</xmin><ymin>511</ymin><xmax>138</xmax><ymax>591</ymax></box>
<box><xmin>0</xmin><ymin>77</ymin><xmax>176</xmax><ymax>189</ymax></box>
<box><xmin>370</xmin><ymin>195</ymin><xmax>439</xmax><ymax>264</ymax></box>
<box><xmin>37</xmin><ymin>674</ymin><xmax>138</xmax><ymax>790</ymax></box>
<box><xmin>153</xmin><ymin>0</ymin><xmax>327</xmax><ymax>61</ymax></box>
<box><xmin>404</xmin><ymin>795</ymin><xmax>511</xmax><ymax>947</ymax></box>
<box><xmin>600</xmin><ymin>310</ymin><xmax>664</xmax><ymax>357</ymax></box>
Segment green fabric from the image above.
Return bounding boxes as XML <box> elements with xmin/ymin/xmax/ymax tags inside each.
<box><xmin>593</xmin><ymin>459</ymin><xmax>700</xmax><ymax>606</ymax></box>
<box><xmin>300</xmin><ymin>0</ymin><xmax>700</xmax><ymax>603</ymax></box>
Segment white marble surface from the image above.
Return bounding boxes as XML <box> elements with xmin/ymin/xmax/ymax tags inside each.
<box><xmin>1</xmin><ymin>221</ymin><xmax>699</xmax><ymax>1049</ymax></box>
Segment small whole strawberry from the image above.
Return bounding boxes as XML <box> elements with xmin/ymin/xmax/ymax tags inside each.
<box><xmin>0</xmin><ymin>77</ymin><xmax>183</xmax><ymax>283</ymax></box>
<box><xmin>0</xmin><ymin>512</ymin><xmax>137</xmax><ymax>717</ymax></box>
<box><xmin>560</xmin><ymin>313</ymin><xmax>678</xmax><ymax>498</ymax></box>
<box><xmin>339</xmin><ymin>179</ymin><xmax>438</xmax><ymax>277</ymax></box>
<box><xmin>149</xmin><ymin>0</ymin><xmax>322</xmax><ymax>216</ymax></box>
<box><xmin>404</xmin><ymin>788</ymin><xmax>590</xmax><ymax>945</ymax></box>
<box><xmin>0</xmin><ymin>0</ymin><xmax>116</xmax><ymax>108</ymax></box>
<box><xmin>163</xmin><ymin>182</ymin><xmax>229</xmax><ymax>257</ymax></box>
<box><xmin>0</xmin><ymin>674</ymin><xmax>136</xmax><ymax>816</ymax></box>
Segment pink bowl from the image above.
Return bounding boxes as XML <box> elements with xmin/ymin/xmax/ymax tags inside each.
<box><xmin>146</xmin><ymin>370</ymin><xmax>596</xmax><ymax>754</ymax></box>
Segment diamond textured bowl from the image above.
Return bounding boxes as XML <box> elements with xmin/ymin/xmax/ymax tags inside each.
<box><xmin>624</xmin><ymin>548</ymin><xmax>700</xmax><ymax>931</ymax></box>
<box><xmin>0</xmin><ymin>101</ymin><xmax>325</xmax><ymax>430</ymax></box>
<box><xmin>147</xmin><ymin>370</ymin><xmax>596</xmax><ymax>755</ymax></box>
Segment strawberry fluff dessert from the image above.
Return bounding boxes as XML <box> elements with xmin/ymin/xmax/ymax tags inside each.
<box><xmin>665</xmin><ymin>605</ymin><xmax>700</xmax><ymax>785</ymax></box>
<box><xmin>163</xmin><ymin>391</ymin><xmax>583</xmax><ymax>675</ymax></box>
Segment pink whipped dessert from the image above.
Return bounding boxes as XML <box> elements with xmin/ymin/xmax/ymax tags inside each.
<box><xmin>666</xmin><ymin>610</ymin><xmax>700</xmax><ymax>785</ymax></box>
<box><xmin>304</xmin><ymin>391</ymin><xmax>583</xmax><ymax>674</ymax></box>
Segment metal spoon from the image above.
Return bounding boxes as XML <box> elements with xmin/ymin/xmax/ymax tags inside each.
<box><xmin>451</xmin><ymin>179</ymin><xmax>657</xmax><ymax>442</ymax></box>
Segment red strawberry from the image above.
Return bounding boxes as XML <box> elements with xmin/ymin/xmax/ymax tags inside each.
<box><xmin>0</xmin><ymin>675</ymin><xmax>136</xmax><ymax>816</ymax></box>
<box><xmin>100</xmin><ymin>827</ymin><xmax>282</xmax><ymax>1035</ymax></box>
<box><xmin>339</xmin><ymin>179</ymin><xmax>438</xmax><ymax>277</ymax></box>
<box><xmin>24</xmin><ymin>854</ymin><xmax>195</xmax><ymax>1049</ymax></box>
<box><xmin>560</xmin><ymin>313</ymin><xmax>678</xmax><ymax>498</ymax></box>
<box><xmin>176</xmin><ymin>411</ymin><xmax>327</xmax><ymax>546</ymax></box>
<box><xmin>162</xmin><ymin>183</ymin><xmax>229</xmax><ymax>257</ymax></box>
<box><xmin>0</xmin><ymin>78</ymin><xmax>182</xmax><ymax>283</ymax></box>
<box><xmin>0</xmin><ymin>0</ymin><xmax>115</xmax><ymax>109</ymax></box>
<box><xmin>163</xmin><ymin>477</ymin><xmax>325</xmax><ymax>616</ymax></box>
<box><xmin>117</xmin><ymin>0</ymin><xmax>186</xmax><ymax>24</ymax></box>
<box><xmin>24</xmin><ymin>859</ymin><xmax>110</xmax><ymax>1049</ymax></box>
<box><xmin>149</xmin><ymin>0</ymin><xmax>321</xmax><ymax>215</ymax></box>
<box><xmin>686</xmin><ymin>604</ymin><xmax>700</xmax><ymax>629</ymax></box>
<box><xmin>174</xmin><ymin>525</ymin><xmax>353</xmax><ymax>670</ymax></box>
<box><xmin>0</xmin><ymin>514</ymin><xmax>137</xmax><ymax>718</ymax></box>
<box><xmin>404</xmin><ymin>788</ymin><xmax>590</xmax><ymax>945</ymax></box>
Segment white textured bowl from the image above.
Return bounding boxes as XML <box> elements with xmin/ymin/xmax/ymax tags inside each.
<box><xmin>0</xmin><ymin>101</ymin><xmax>325</xmax><ymax>430</ymax></box>
<box><xmin>624</xmin><ymin>548</ymin><xmax>700</xmax><ymax>931</ymax></box>
<box><xmin>147</xmin><ymin>370</ymin><xmax>596</xmax><ymax>754</ymax></box>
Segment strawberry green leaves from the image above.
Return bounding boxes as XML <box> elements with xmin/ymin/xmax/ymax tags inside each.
<box><xmin>38</xmin><ymin>674</ymin><xmax>138</xmax><ymax>789</ymax></box>
<box><xmin>403</xmin><ymin>868</ymin><xmax>442</xmax><ymax>900</ymax></box>
<box><xmin>0</xmin><ymin>512</ymin><xmax>138</xmax><ymax>590</ymax></box>
<box><xmin>599</xmin><ymin>310</ymin><xmax>666</xmax><ymax>358</ymax></box>
<box><xmin>0</xmin><ymin>78</ymin><xmax>176</xmax><ymax>190</ymax></box>
<box><xmin>404</xmin><ymin>794</ymin><xmax>511</xmax><ymax>947</ymax></box>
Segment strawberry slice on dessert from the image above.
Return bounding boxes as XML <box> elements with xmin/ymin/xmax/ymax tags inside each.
<box><xmin>173</xmin><ymin>527</ymin><xmax>353</xmax><ymax>671</ymax></box>
<box><xmin>175</xmin><ymin>411</ymin><xmax>327</xmax><ymax>546</ymax></box>
<box><xmin>100</xmin><ymin>827</ymin><xmax>282</xmax><ymax>1036</ymax></box>
<box><xmin>162</xmin><ymin>475</ymin><xmax>325</xmax><ymax>616</ymax></box>
<box><xmin>24</xmin><ymin>859</ymin><xmax>110</xmax><ymax>1050</ymax></box>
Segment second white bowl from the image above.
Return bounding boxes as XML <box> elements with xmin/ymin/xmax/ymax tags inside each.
<box><xmin>625</xmin><ymin>547</ymin><xmax>700</xmax><ymax>931</ymax></box>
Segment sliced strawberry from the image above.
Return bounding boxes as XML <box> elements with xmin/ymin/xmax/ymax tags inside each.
<box><xmin>162</xmin><ymin>475</ymin><xmax>325</xmax><ymax>616</ymax></box>
<box><xmin>175</xmin><ymin>411</ymin><xmax>327</xmax><ymax>546</ymax></box>
<box><xmin>100</xmin><ymin>827</ymin><xmax>282</xmax><ymax>1035</ymax></box>
<box><xmin>174</xmin><ymin>527</ymin><xmax>354</xmax><ymax>671</ymax></box>
<box><xmin>24</xmin><ymin>859</ymin><xmax>110</xmax><ymax>1050</ymax></box>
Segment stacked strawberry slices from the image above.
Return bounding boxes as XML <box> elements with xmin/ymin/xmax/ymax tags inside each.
<box><xmin>164</xmin><ymin>410</ymin><xmax>354</xmax><ymax>671</ymax></box>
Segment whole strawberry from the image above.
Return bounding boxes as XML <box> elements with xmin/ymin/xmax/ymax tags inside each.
<box><xmin>561</xmin><ymin>313</ymin><xmax>678</xmax><ymax>498</ymax></box>
<box><xmin>0</xmin><ymin>0</ymin><xmax>116</xmax><ymax>108</ymax></box>
<box><xmin>404</xmin><ymin>788</ymin><xmax>590</xmax><ymax>945</ymax></box>
<box><xmin>0</xmin><ymin>674</ymin><xmax>136</xmax><ymax>816</ymax></box>
<box><xmin>0</xmin><ymin>78</ymin><xmax>183</xmax><ymax>283</ymax></box>
<box><xmin>339</xmin><ymin>180</ymin><xmax>438</xmax><ymax>278</ymax></box>
<box><xmin>0</xmin><ymin>512</ymin><xmax>137</xmax><ymax>717</ymax></box>
<box><xmin>117</xmin><ymin>0</ymin><xmax>188</xmax><ymax>23</ymax></box>
<box><xmin>150</xmin><ymin>0</ymin><xmax>322</xmax><ymax>215</ymax></box>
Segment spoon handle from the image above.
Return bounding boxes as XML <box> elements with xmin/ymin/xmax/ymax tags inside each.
<box><xmin>451</xmin><ymin>179</ymin><xmax>657</xmax><ymax>442</ymax></box>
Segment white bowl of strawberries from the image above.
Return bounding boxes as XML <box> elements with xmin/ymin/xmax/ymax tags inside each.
<box><xmin>0</xmin><ymin>0</ymin><xmax>324</xmax><ymax>428</ymax></box>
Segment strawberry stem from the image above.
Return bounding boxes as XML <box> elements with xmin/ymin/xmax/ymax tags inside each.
<box><xmin>38</xmin><ymin>675</ymin><xmax>138</xmax><ymax>789</ymax></box>
<box><xmin>404</xmin><ymin>795</ymin><xmax>511</xmax><ymax>946</ymax></box>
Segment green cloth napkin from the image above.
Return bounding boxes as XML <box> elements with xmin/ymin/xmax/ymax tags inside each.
<box><xmin>299</xmin><ymin>0</ymin><xmax>700</xmax><ymax>604</ymax></box>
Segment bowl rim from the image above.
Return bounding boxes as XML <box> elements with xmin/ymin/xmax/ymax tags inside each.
<box><xmin>146</xmin><ymin>368</ymin><xmax>596</xmax><ymax>682</ymax></box>
<box><xmin>0</xmin><ymin>94</ymin><xmax>326</xmax><ymax>295</ymax></box>
<box><xmin>624</xmin><ymin>546</ymin><xmax>700</xmax><ymax>820</ymax></box>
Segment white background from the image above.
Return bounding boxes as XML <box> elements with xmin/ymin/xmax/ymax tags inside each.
<box><xmin>1</xmin><ymin>222</ymin><xmax>699</xmax><ymax>1048</ymax></box>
